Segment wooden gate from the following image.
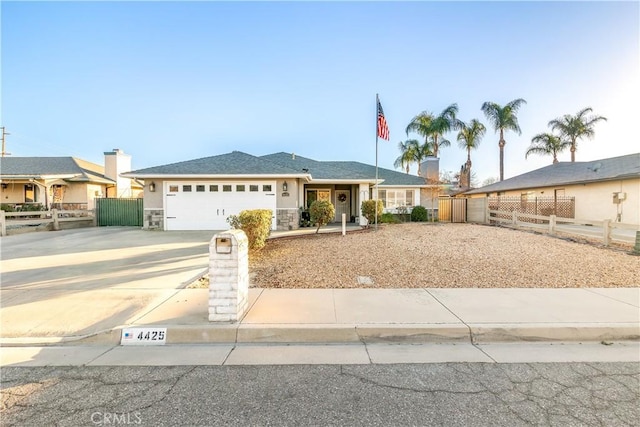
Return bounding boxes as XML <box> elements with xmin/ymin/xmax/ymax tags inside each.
<box><xmin>438</xmin><ymin>197</ymin><xmax>467</xmax><ymax>223</ymax></box>
<box><xmin>96</xmin><ymin>198</ymin><xmax>143</xmax><ymax>226</ymax></box>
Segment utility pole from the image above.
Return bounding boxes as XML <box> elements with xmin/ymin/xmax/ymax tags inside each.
<box><xmin>1</xmin><ymin>127</ymin><xmax>10</xmax><ymax>157</ymax></box>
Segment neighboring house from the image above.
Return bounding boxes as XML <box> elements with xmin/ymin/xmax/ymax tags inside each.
<box><xmin>0</xmin><ymin>149</ymin><xmax>142</xmax><ymax>210</ymax></box>
<box><xmin>122</xmin><ymin>151</ymin><xmax>430</xmax><ymax>231</ymax></box>
<box><xmin>463</xmin><ymin>153</ymin><xmax>640</xmax><ymax>224</ymax></box>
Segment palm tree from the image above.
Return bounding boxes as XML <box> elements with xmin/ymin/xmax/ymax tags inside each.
<box><xmin>457</xmin><ymin>119</ymin><xmax>486</xmax><ymax>189</ymax></box>
<box><xmin>457</xmin><ymin>119</ymin><xmax>486</xmax><ymax>168</ymax></box>
<box><xmin>548</xmin><ymin>107</ymin><xmax>607</xmax><ymax>162</ymax></box>
<box><xmin>405</xmin><ymin>111</ymin><xmax>434</xmax><ymax>153</ymax></box>
<box><xmin>481</xmin><ymin>98</ymin><xmax>527</xmax><ymax>181</ymax></box>
<box><xmin>406</xmin><ymin>103</ymin><xmax>461</xmax><ymax>158</ymax></box>
<box><xmin>526</xmin><ymin>133</ymin><xmax>570</xmax><ymax>164</ymax></box>
<box><xmin>394</xmin><ymin>139</ymin><xmax>421</xmax><ymax>174</ymax></box>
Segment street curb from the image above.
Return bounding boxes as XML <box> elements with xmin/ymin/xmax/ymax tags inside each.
<box><xmin>3</xmin><ymin>323</ymin><xmax>638</xmax><ymax>347</ymax></box>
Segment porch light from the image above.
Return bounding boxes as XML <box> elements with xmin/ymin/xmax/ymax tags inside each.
<box><xmin>1</xmin><ymin>183</ymin><xmax>6</xmax><ymax>190</ymax></box>
<box><xmin>282</xmin><ymin>181</ymin><xmax>288</xmax><ymax>192</ymax></box>
<box><xmin>149</xmin><ymin>182</ymin><xmax>156</xmax><ymax>192</ymax></box>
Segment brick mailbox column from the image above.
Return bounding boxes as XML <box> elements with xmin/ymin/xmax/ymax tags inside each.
<box><xmin>208</xmin><ymin>229</ymin><xmax>249</xmax><ymax>322</ymax></box>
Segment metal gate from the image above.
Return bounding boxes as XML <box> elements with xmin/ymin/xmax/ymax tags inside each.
<box><xmin>96</xmin><ymin>198</ymin><xmax>143</xmax><ymax>226</ymax></box>
<box><xmin>438</xmin><ymin>197</ymin><xmax>467</xmax><ymax>223</ymax></box>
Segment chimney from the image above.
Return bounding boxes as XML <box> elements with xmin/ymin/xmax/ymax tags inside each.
<box><xmin>419</xmin><ymin>157</ymin><xmax>440</xmax><ymax>183</ymax></box>
<box><xmin>104</xmin><ymin>149</ymin><xmax>132</xmax><ymax>197</ymax></box>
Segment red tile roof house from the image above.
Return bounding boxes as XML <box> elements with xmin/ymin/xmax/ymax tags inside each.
<box><xmin>0</xmin><ymin>149</ymin><xmax>142</xmax><ymax>211</ymax></box>
<box><xmin>123</xmin><ymin>151</ymin><xmax>434</xmax><ymax>231</ymax></box>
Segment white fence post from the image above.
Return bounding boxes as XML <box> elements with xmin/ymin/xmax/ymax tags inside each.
<box><xmin>549</xmin><ymin>215</ymin><xmax>556</xmax><ymax>235</ymax></box>
<box><xmin>0</xmin><ymin>210</ymin><xmax>5</xmax><ymax>237</ymax></box>
<box><xmin>602</xmin><ymin>219</ymin><xmax>611</xmax><ymax>246</ymax></box>
<box><xmin>512</xmin><ymin>210</ymin><xmax>518</xmax><ymax>226</ymax></box>
<box><xmin>484</xmin><ymin>199</ymin><xmax>490</xmax><ymax>224</ymax></box>
<box><xmin>342</xmin><ymin>213</ymin><xmax>346</xmax><ymax>236</ymax></box>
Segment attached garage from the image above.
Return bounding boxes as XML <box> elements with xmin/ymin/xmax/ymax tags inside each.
<box><xmin>164</xmin><ymin>181</ymin><xmax>277</xmax><ymax>231</ymax></box>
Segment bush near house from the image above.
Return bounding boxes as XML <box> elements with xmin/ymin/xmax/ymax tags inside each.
<box><xmin>309</xmin><ymin>200</ymin><xmax>335</xmax><ymax>234</ymax></box>
<box><xmin>226</xmin><ymin>209</ymin><xmax>272</xmax><ymax>250</ymax></box>
<box><xmin>410</xmin><ymin>205</ymin><xmax>428</xmax><ymax>222</ymax></box>
<box><xmin>379</xmin><ymin>213</ymin><xmax>401</xmax><ymax>224</ymax></box>
<box><xmin>361</xmin><ymin>200</ymin><xmax>384</xmax><ymax>226</ymax></box>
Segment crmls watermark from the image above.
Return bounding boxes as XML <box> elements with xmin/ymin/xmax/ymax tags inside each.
<box><xmin>91</xmin><ymin>412</ymin><xmax>142</xmax><ymax>425</ymax></box>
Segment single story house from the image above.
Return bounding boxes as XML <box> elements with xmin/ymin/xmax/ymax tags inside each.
<box><xmin>122</xmin><ymin>151</ymin><xmax>431</xmax><ymax>231</ymax></box>
<box><xmin>463</xmin><ymin>153</ymin><xmax>640</xmax><ymax>224</ymax></box>
<box><xmin>0</xmin><ymin>149</ymin><xmax>142</xmax><ymax>210</ymax></box>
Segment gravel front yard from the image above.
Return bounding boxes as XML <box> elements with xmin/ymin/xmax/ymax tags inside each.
<box><xmin>249</xmin><ymin>223</ymin><xmax>640</xmax><ymax>288</ymax></box>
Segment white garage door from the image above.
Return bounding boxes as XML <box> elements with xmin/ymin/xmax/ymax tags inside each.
<box><xmin>164</xmin><ymin>181</ymin><xmax>277</xmax><ymax>231</ymax></box>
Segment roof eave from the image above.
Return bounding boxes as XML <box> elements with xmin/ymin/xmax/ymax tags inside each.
<box><xmin>310</xmin><ymin>178</ymin><xmax>378</xmax><ymax>184</ymax></box>
<box><xmin>121</xmin><ymin>173</ymin><xmax>311</xmax><ymax>180</ymax></box>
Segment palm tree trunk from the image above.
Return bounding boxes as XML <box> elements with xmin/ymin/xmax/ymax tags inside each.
<box><xmin>499</xmin><ymin>129</ymin><xmax>505</xmax><ymax>181</ymax></box>
<box><xmin>570</xmin><ymin>139</ymin><xmax>576</xmax><ymax>162</ymax></box>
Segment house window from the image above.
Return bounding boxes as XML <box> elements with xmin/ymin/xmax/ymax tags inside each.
<box><xmin>210</xmin><ymin>185</ymin><xmax>218</xmax><ymax>192</ymax></box>
<box><xmin>305</xmin><ymin>189</ymin><xmax>331</xmax><ymax>209</ymax></box>
<box><xmin>250</xmin><ymin>185</ymin><xmax>259</xmax><ymax>192</ymax></box>
<box><xmin>196</xmin><ymin>185</ymin><xmax>205</xmax><ymax>192</ymax></box>
<box><xmin>262</xmin><ymin>185</ymin><xmax>272</xmax><ymax>192</ymax></box>
<box><xmin>223</xmin><ymin>185</ymin><xmax>232</xmax><ymax>192</ymax></box>
<box><xmin>236</xmin><ymin>185</ymin><xmax>245</xmax><ymax>192</ymax></box>
<box><xmin>521</xmin><ymin>191</ymin><xmax>534</xmax><ymax>201</ymax></box>
<box><xmin>183</xmin><ymin>185</ymin><xmax>192</xmax><ymax>192</ymax></box>
<box><xmin>169</xmin><ymin>185</ymin><xmax>179</xmax><ymax>192</ymax></box>
<box><xmin>379</xmin><ymin>189</ymin><xmax>414</xmax><ymax>209</ymax></box>
<box><xmin>25</xmin><ymin>184</ymin><xmax>35</xmax><ymax>203</ymax></box>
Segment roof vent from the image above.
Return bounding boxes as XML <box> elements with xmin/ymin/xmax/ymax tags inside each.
<box><xmin>292</xmin><ymin>153</ymin><xmax>296</xmax><ymax>160</ymax></box>
<box><xmin>302</xmin><ymin>168</ymin><xmax>309</xmax><ymax>173</ymax></box>
<box><xmin>588</xmin><ymin>162</ymin><xmax>602</xmax><ymax>173</ymax></box>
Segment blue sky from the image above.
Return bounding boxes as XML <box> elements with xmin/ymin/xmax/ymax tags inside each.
<box><xmin>2</xmin><ymin>1</ymin><xmax>638</xmax><ymax>184</ymax></box>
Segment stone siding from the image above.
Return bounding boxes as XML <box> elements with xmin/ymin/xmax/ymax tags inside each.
<box><xmin>144</xmin><ymin>208</ymin><xmax>164</xmax><ymax>230</ymax></box>
<box><xmin>276</xmin><ymin>208</ymin><xmax>300</xmax><ymax>231</ymax></box>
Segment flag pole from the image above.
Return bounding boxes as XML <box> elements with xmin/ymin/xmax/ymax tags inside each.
<box><xmin>375</xmin><ymin>93</ymin><xmax>379</xmax><ymax>231</ymax></box>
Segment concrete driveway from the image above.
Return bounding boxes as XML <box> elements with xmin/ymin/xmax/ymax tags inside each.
<box><xmin>1</xmin><ymin>227</ymin><xmax>214</xmax><ymax>340</ymax></box>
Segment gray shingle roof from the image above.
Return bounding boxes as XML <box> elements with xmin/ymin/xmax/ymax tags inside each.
<box><xmin>261</xmin><ymin>153</ymin><xmax>427</xmax><ymax>185</ymax></box>
<box><xmin>0</xmin><ymin>157</ymin><xmax>113</xmax><ymax>183</ymax></box>
<box><xmin>125</xmin><ymin>150</ymin><xmax>429</xmax><ymax>186</ymax></box>
<box><xmin>126</xmin><ymin>151</ymin><xmax>303</xmax><ymax>176</ymax></box>
<box><xmin>325</xmin><ymin>161</ymin><xmax>427</xmax><ymax>186</ymax></box>
<box><xmin>464</xmin><ymin>153</ymin><xmax>640</xmax><ymax>195</ymax></box>
<box><xmin>260</xmin><ymin>152</ymin><xmax>373</xmax><ymax>180</ymax></box>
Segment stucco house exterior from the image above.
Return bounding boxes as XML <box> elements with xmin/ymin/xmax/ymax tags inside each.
<box><xmin>0</xmin><ymin>149</ymin><xmax>142</xmax><ymax>210</ymax></box>
<box><xmin>123</xmin><ymin>151</ymin><xmax>430</xmax><ymax>231</ymax></box>
<box><xmin>463</xmin><ymin>153</ymin><xmax>640</xmax><ymax>225</ymax></box>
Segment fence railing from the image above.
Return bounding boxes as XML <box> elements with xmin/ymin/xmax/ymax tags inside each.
<box><xmin>0</xmin><ymin>209</ymin><xmax>95</xmax><ymax>236</ymax></box>
<box><xmin>488</xmin><ymin>209</ymin><xmax>639</xmax><ymax>246</ymax></box>
<box><xmin>488</xmin><ymin>196</ymin><xmax>575</xmax><ymax>221</ymax></box>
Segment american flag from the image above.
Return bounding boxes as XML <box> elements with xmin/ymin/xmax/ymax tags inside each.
<box><xmin>377</xmin><ymin>98</ymin><xmax>389</xmax><ymax>140</ymax></box>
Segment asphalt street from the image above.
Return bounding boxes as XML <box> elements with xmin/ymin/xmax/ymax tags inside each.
<box><xmin>2</xmin><ymin>362</ymin><xmax>638</xmax><ymax>426</ymax></box>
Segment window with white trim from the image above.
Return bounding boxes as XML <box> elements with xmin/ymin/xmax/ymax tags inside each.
<box><xmin>378</xmin><ymin>189</ymin><xmax>414</xmax><ymax>209</ymax></box>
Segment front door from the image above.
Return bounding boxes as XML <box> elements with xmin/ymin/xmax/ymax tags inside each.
<box><xmin>335</xmin><ymin>190</ymin><xmax>350</xmax><ymax>222</ymax></box>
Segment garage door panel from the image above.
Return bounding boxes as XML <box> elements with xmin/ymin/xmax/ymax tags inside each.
<box><xmin>164</xmin><ymin>181</ymin><xmax>277</xmax><ymax>231</ymax></box>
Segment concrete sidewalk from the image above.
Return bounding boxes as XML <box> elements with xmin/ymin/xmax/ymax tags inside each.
<box><xmin>1</xmin><ymin>227</ymin><xmax>638</xmax><ymax>348</ymax></box>
<box><xmin>2</xmin><ymin>287</ymin><xmax>638</xmax><ymax>346</ymax></box>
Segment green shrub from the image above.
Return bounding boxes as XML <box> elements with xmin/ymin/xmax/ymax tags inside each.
<box><xmin>379</xmin><ymin>212</ymin><xmax>401</xmax><ymax>224</ymax></box>
<box><xmin>411</xmin><ymin>205</ymin><xmax>428</xmax><ymax>222</ymax></box>
<box><xmin>0</xmin><ymin>204</ymin><xmax>15</xmax><ymax>212</ymax></box>
<box><xmin>22</xmin><ymin>203</ymin><xmax>44</xmax><ymax>212</ymax></box>
<box><xmin>309</xmin><ymin>200</ymin><xmax>335</xmax><ymax>234</ymax></box>
<box><xmin>226</xmin><ymin>209</ymin><xmax>272</xmax><ymax>250</ymax></box>
<box><xmin>360</xmin><ymin>200</ymin><xmax>383</xmax><ymax>226</ymax></box>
